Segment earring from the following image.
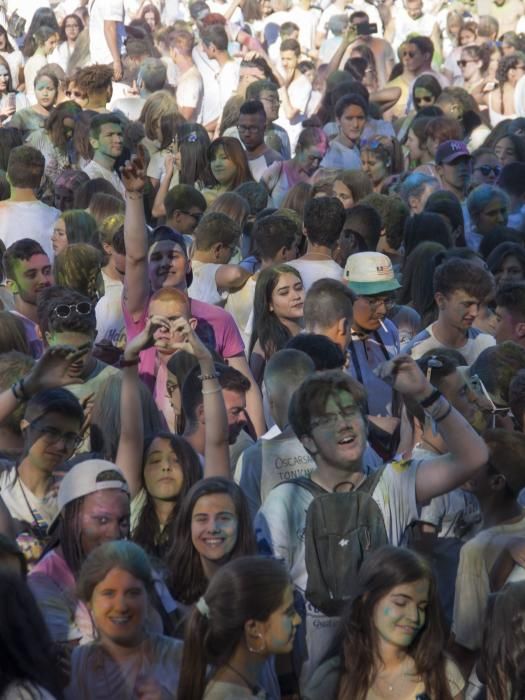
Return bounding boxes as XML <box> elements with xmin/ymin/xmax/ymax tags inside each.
<box><xmin>247</xmin><ymin>632</ymin><xmax>266</xmax><ymax>654</ymax></box>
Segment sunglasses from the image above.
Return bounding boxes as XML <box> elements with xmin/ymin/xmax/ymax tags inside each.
<box><xmin>402</xmin><ymin>51</ymin><xmax>416</xmax><ymax>58</ymax></box>
<box><xmin>474</xmin><ymin>164</ymin><xmax>502</xmax><ymax>176</ymax></box>
<box><xmin>53</xmin><ymin>302</ymin><xmax>92</xmax><ymax>318</ymax></box>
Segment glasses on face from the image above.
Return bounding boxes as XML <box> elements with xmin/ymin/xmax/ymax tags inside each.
<box><xmin>261</xmin><ymin>95</ymin><xmax>281</xmax><ymax>105</ymax></box>
<box><xmin>238</xmin><ymin>124</ymin><xmax>261</xmax><ymax>134</ymax></box>
<box><xmin>356</xmin><ymin>295</ymin><xmax>396</xmax><ymax>311</ymax></box>
<box><xmin>469</xmin><ymin>373</ymin><xmax>512</xmax><ymax>425</ymax></box>
<box><xmin>178</xmin><ymin>210</ymin><xmax>202</xmax><ymax>223</ymax></box>
<box><xmin>475</xmin><ymin>164</ymin><xmax>502</xmax><ymax>177</ymax></box>
<box><xmin>30</xmin><ymin>422</ymin><xmax>82</xmax><ymax>450</ymax></box>
<box><xmin>402</xmin><ymin>50</ymin><xmax>416</xmax><ymax>58</ymax></box>
<box><xmin>310</xmin><ymin>405</ymin><xmax>361</xmax><ymax>430</ymax></box>
<box><xmin>53</xmin><ymin>302</ymin><xmax>92</xmax><ymax>318</ymax></box>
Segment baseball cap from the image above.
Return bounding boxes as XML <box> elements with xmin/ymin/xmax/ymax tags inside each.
<box><xmin>57</xmin><ymin>459</ymin><xmax>129</xmax><ymax>514</ymax></box>
<box><xmin>189</xmin><ymin>1</ymin><xmax>210</xmax><ymax>20</ymax></box>
<box><xmin>435</xmin><ymin>140</ymin><xmax>471</xmax><ymax>165</ymax></box>
<box><xmin>344</xmin><ymin>252</ymin><xmax>401</xmax><ymax>295</ymax></box>
<box><xmin>148</xmin><ymin>226</ymin><xmax>193</xmax><ymax>287</ymax></box>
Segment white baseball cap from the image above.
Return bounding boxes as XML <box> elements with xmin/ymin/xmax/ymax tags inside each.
<box><xmin>343</xmin><ymin>252</ymin><xmax>401</xmax><ymax>295</ymax></box>
<box><xmin>57</xmin><ymin>459</ymin><xmax>129</xmax><ymax>513</ymax></box>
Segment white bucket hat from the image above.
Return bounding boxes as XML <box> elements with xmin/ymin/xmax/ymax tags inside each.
<box><xmin>343</xmin><ymin>252</ymin><xmax>401</xmax><ymax>295</ymax></box>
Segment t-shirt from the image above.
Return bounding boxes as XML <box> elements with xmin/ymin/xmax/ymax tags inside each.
<box><xmin>176</xmin><ymin>65</ymin><xmax>204</xmax><ymax>122</ymax></box>
<box><xmin>287</xmin><ymin>258</ymin><xmax>343</xmax><ymax>293</ymax></box>
<box><xmin>64</xmin><ymin>359</ymin><xmax>120</xmax><ymax>406</ymax></box>
<box><xmin>188</xmin><ymin>260</ymin><xmax>228</xmax><ymax>306</ymax></box>
<box><xmin>1</xmin><ymin>682</ymin><xmax>57</xmax><ymax>700</ymax></box>
<box><xmin>276</xmin><ymin>75</ymin><xmax>313</xmax><ymax>153</ymax></box>
<box><xmin>217</xmin><ymin>60</ymin><xmax>240</xmax><ymax>112</ymax></box>
<box><xmin>452</xmin><ymin>513</ymin><xmax>525</xmax><ymax>651</ymax></box>
<box><xmin>225</xmin><ymin>276</ymin><xmax>257</xmax><ymax>351</ymax></box>
<box><xmin>403</xmin><ymin>324</ymin><xmax>495</xmax><ymax>365</ymax></box>
<box><xmin>255</xmin><ymin>458</ymin><xmax>420</xmax><ymax>687</ymax></box>
<box><xmin>83</xmin><ymin>160</ymin><xmax>126</xmax><ymax>197</ymax></box>
<box><xmin>203</xmin><ymin>681</ymin><xmax>267</xmax><ymax>700</ymax></box>
<box><xmin>88</xmin><ymin>0</ymin><xmax>125</xmax><ymax>66</ymax></box>
<box><xmin>347</xmin><ymin>320</ymin><xmax>401</xmax><ymax>417</ymax></box>
<box><xmin>0</xmin><ymin>200</ymin><xmax>59</xmax><ymax>261</ymax></box>
<box><xmin>123</xmin><ymin>295</ymin><xmax>245</xmax><ymax>391</ymax></box>
<box><xmin>95</xmin><ymin>271</ymin><xmax>126</xmax><ymax>348</ymax></box>
<box><xmin>247</xmin><ymin>149</ymin><xmax>283</xmax><ymax>182</ymax></box>
<box><xmin>192</xmin><ymin>45</ymin><xmax>221</xmax><ymax>126</ymax></box>
<box><xmin>320</xmin><ymin>139</ymin><xmax>362</xmax><ymax>170</ymax></box>
<box><xmin>65</xmin><ymin>635</ymin><xmax>183</xmax><ymax>700</ymax></box>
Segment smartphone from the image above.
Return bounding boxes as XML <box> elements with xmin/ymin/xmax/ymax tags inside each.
<box><xmin>7</xmin><ymin>92</ymin><xmax>16</xmax><ymax>109</ymax></box>
<box><xmin>356</xmin><ymin>22</ymin><xmax>378</xmax><ymax>35</ymax></box>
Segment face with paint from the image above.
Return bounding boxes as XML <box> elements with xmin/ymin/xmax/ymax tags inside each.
<box><xmin>143</xmin><ymin>437</ymin><xmax>185</xmax><ymax>501</ymax></box>
<box><xmin>250</xmin><ymin>584</ymin><xmax>301</xmax><ymax>654</ymax></box>
<box><xmin>79</xmin><ymin>490</ymin><xmax>130</xmax><ymax>557</ymax></box>
<box><xmin>35</xmin><ymin>76</ymin><xmax>57</xmax><ymax>110</ymax></box>
<box><xmin>8</xmin><ymin>254</ymin><xmax>53</xmax><ymax>305</ymax></box>
<box><xmin>373</xmin><ymin>578</ymin><xmax>429</xmax><ymax>648</ymax></box>
<box><xmin>191</xmin><ymin>492</ymin><xmax>239</xmax><ymax>567</ymax></box>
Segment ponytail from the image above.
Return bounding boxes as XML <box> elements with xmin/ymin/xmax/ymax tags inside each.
<box><xmin>177</xmin><ymin>606</ymin><xmax>210</xmax><ymax>700</ymax></box>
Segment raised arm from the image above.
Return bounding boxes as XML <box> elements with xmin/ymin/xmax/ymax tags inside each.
<box><xmin>121</xmin><ymin>148</ymin><xmax>152</xmax><ymax>320</ymax></box>
<box><xmin>173</xmin><ymin>320</ymin><xmax>231</xmax><ymax>478</ymax></box>
<box><xmin>104</xmin><ymin>20</ymin><xmax>123</xmax><ymax>81</ymax></box>
<box><xmin>387</xmin><ymin>356</ymin><xmax>489</xmax><ymax>504</ymax></box>
<box><xmin>215</xmin><ymin>264</ymin><xmax>252</xmax><ymax>291</ymax></box>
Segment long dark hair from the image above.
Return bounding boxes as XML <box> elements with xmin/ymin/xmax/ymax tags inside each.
<box><xmin>176</xmin><ymin>122</ymin><xmax>214</xmax><ymax>188</ymax></box>
<box><xmin>481</xmin><ymin>581</ymin><xmax>525</xmax><ymax>700</ymax></box>
<box><xmin>132</xmin><ymin>433</ymin><xmax>202</xmax><ymax>559</ymax></box>
<box><xmin>336</xmin><ymin>546</ymin><xmax>453</xmax><ymax>700</ymax></box>
<box><xmin>166</xmin><ymin>477</ymin><xmax>256</xmax><ymax>605</ymax></box>
<box><xmin>249</xmin><ymin>264</ymin><xmax>303</xmax><ymax>358</ymax></box>
<box><xmin>0</xmin><ymin>572</ymin><xmax>63</xmax><ymax>699</ymax></box>
<box><xmin>177</xmin><ymin>556</ymin><xmax>290</xmax><ymax>700</ymax></box>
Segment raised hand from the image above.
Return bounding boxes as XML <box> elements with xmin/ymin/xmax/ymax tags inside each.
<box><xmin>169</xmin><ymin>318</ymin><xmax>212</xmax><ymax>363</ymax></box>
<box><xmin>120</xmin><ymin>145</ymin><xmax>147</xmax><ymax>193</ymax></box>
<box><xmin>123</xmin><ymin>315</ymin><xmax>171</xmax><ymax>360</ymax></box>
<box><xmin>375</xmin><ymin>355</ymin><xmax>433</xmax><ymax>401</ymax></box>
<box><xmin>24</xmin><ymin>346</ymin><xmax>89</xmax><ymax>396</ymax></box>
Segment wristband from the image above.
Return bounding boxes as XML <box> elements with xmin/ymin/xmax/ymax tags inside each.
<box><xmin>199</xmin><ymin>373</ymin><xmax>219</xmax><ymax>381</ymax></box>
<box><xmin>434</xmin><ymin>404</ymin><xmax>452</xmax><ymax>423</ymax></box>
<box><xmin>423</xmin><ymin>395</ymin><xmax>450</xmax><ymax>421</ymax></box>
<box><xmin>11</xmin><ymin>379</ymin><xmax>29</xmax><ymax>401</ymax></box>
<box><xmin>11</xmin><ymin>383</ymin><xmax>22</xmax><ymax>401</ymax></box>
<box><xmin>120</xmin><ymin>357</ymin><xmax>140</xmax><ymax>367</ymax></box>
<box><xmin>202</xmin><ymin>387</ymin><xmax>222</xmax><ymax>395</ymax></box>
<box><xmin>419</xmin><ymin>388</ymin><xmax>442</xmax><ymax>408</ymax></box>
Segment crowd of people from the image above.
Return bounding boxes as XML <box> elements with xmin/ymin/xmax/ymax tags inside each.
<box><xmin>1</xmin><ymin>0</ymin><xmax>525</xmax><ymax>698</ymax></box>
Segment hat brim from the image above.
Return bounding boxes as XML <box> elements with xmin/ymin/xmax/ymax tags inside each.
<box><xmin>439</xmin><ymin>153</ymin><xmax>471</xmax><ymax>164</ymax></box>
<box><xmin>347</xmin><ymin>279</ymin><xmax>401</xmax><ymax>295</ymax></box>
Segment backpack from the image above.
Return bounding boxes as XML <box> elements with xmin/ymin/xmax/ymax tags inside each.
<box><xmin>293</xmin><ymin>468</ymin><xmax>388</xmax><ymax>616</ymax></box>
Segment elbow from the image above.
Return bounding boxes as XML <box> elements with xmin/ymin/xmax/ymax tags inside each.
<box><xmin>126</xmin><ymin>252</ymin><xmax>148</xmax><ymax>266</ymax></box>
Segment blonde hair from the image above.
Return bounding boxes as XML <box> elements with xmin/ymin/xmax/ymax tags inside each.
<box><xmin>139</xmin><ymin>90</ymin><xmax>181</xmax><ymax>142</ymax></box>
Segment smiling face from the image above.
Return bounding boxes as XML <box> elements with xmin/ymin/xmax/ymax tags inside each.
<box><xmin>148</xmin><ymin>241</ymin><xmax>189</xmax><ymax>292</ymax></box>
<box><xmin>90</xmin><ymin>567</ymin><xmax>148</xmax><ymax>648</ymax></box>
<box><xmin>269</xmin><ymin>272</ymin><xmax>305</xmax><ymax>323</ymax></box>
<box><xmin>35</xmin><ymin>76</ymin><xmax>57</xmax><ymax>110</ymax></box>
<box><xmin>143</xmin><ymin>437</ymin><xmax>184</xmax><ymax>502</ymax></box>
<box><xmin>338</xmin><ymin>104</ymin><xmax>366</xmax><ymax>145</ymax></box>
<box><xmin>191</xmin><ymin>492</ymin><xmax>239</xmax><ymax>566</ymax></box>
<box><xmin>436</xmin><ymin>288</ymin><xmax>481</xmax><ymax>331</ymax></box>
<box><xmin>373</xmin><ymin>578</ymin><xmax>429</xmax><ymax>649</ymax></box>
<box><xmin>9</xmin><ymin>254</ymin><xmax>54</xmax><ymax>305</ymax></box>
<box><xmin>210</xmin><ymin>145</ymin><xmax>238</xmax><ymax>186</ymax></box>
<box><xmin>305</xmin><ymin>391</ymin><xmax>367</xmax><ymax>472</ymax></box>
<box><xmin>79</xmin><ymin>490</ymin><xmax>130</xmax><ymax>557</ymax></box>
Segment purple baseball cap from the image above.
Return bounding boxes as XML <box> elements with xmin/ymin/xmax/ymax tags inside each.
<box><xmin>435</xmin><ymin>140</ymin><xmax>471</xmax><ymax>165</ymax></box>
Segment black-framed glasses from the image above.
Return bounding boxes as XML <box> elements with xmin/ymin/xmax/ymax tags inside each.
<box><xmin>474</xmin><ymin>164</ymin><xmax>502</xmax><ymax>177</ymax></box>
<box><xmin>238</xmin><ymin>124</ymin><xmax>261</xmax><ymax>134</ymax></box>
<box><xmin>29</xmin><ymin>421</ymin><xmax>82</xmax><ymax>450</ymax></box>
<box><xmin>178</xmin><ymin>210</ymin><xmax>202</xmax><ymax>223</ymax></box>
<box><xmin>53</xmin><ymin>302</ymin><xmax>92</xmax><ymax>318</ymax></box>
<box><xmin>310</xmin><ymin>405</ymin><xmax>361</xmax><ymax>430</ymax></box>
<box><xmin>402</xmin><ymin>50</ymin><xmax>416</xmax><ymax>58</ymax></box>
<box><xmin>356</xmin><ymin>295</ymin><xmax>396</xmax><ymax>311</ymax></box>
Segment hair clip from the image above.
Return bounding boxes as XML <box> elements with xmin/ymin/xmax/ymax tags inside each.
<box><xmin>196</xmin><ymin>596</ymin><xmax>210</xmax><ymax>618</ymax></box>
<box><xmin>187</xmin><ymin>131</ymin><xmax>198</xmax><ymax>143</ymax></box>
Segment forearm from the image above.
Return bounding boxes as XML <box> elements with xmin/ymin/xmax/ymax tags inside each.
<box><xmin>280</xmin><ymin>88</ymin><xmax>299</xmax><ymax>120</ymax></box>
<box><xmin>326</xmin><ymin>36</ymin><xmax>350</xmax><ymax>76</ymax></box>
<box><xmin>216</xmin><ymin>266</ymin><xmax>251</xmax><ymax>291</ymax></box>
<box><xmin>103</xmin><ymin>20</ymin><xmax>120</xmax><ymax>64</ymax></box>
<box><xmin>124</xmin><ymin>192</ymin><xmax>150</xmax><ymax>316</ymax></box>
<box><xmin>435</xmin><ymin>404</ymin><xmax>488</xmax><ymax>475</ymax></box>
<box><xmin>151</xmin><ymin>173</ymin><xmax>172</xmax><ymax>218</ymax></box>
<box><xmin>201</xmin><ymin>358</ymin><xmax>231</xmax><ymax>478</ymax></box>
<box><xmin>228</xmin><ymin>355</ymin><xmax>266</xmax><ymax>436</ymax></box>
<box><xmin>115</xmin><ymin>363</ymin><xmax>144</xmax><ymax>498</ymax></box>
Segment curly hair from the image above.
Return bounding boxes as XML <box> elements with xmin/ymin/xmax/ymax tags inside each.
<box><xmin>73</xmin><ymin>64</ymin><xmax>114</xmax><ymax>94</ymax></box>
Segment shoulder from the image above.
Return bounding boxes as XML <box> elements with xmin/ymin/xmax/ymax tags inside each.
<box><xmin>303</xmin><ymin>656</ymin><xmax>342</xmax><ymax>700</ymax></box>
<box><xmin>444</xmin><ymin>656</ymin><xmax>466</xmax><ymax>695</ymax></box>
<box><xmin>402</xmin><ymin>327</ymin><xmax>432</xmax><ymax>353</ymax></box>
<box><xmin>191</xmin><ymin>297</ymin><xmax>235</xmax><ymax>325</ymax></box>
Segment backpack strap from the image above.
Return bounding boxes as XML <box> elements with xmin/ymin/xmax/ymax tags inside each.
<box><xmin>289</xmin><ymin>475</ymin><xmax>328</xmax><ymax>498</ymax></box>
<box><xmin>357</xmin><ymin>465</ymin><xmax>387</xmax><ymax>495</ymax></box>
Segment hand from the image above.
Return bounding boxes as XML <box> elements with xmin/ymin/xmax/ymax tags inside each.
<box><xmin>135</xmin><ymin>675</ymin><xmax>165</xmax><ymax>700</ymax></box>
<box><xmin>344</xmin><ymin>24</ymin><xmax>358</xmax><ymax>44</ymax></box>
<box><xmin>124</xmin><ymin>315</ymin><xmax>170</xmax><ymax>360</ymax></box>
<box><xmin>169</xmin><ymin>318</ymin><xmax>213</xmax><ymax>364</ymax></box>
<box><xmin>120</xmin><ymin>145</ymin><xmax>147</xmax><ymax>193</ymax></box>
<box><xmin>376</xmin><ymin>355</ymin><xmax>432</xmax><ymax>400</ymax></box>
<box><xmin>0</xmin><ymin>103</ymin><xmax>15</xmax><ymax>120</ymax></box>
<box><xmin>113</xmin><ymin>58</ymin><xmax>123</xmax><ymax>82</ymax></box>
<box><xmin>24</xmin><ymin>346</ymin><xmax>89</xmax><ymax>396</ymax></box>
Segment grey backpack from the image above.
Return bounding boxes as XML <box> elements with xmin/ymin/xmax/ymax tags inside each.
<box><xmin>294</xmin><ymin>468</ymin><xmax>388</xmax><ymax>616</ymax></box>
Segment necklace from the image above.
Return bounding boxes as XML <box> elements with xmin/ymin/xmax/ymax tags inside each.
<box><xmin>224</xmin><ymin>662</ymin><xmax>261</xmax><ymax>695</ymax></box>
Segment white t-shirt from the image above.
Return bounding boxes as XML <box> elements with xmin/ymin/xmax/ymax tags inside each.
<box><xmin>83</xmin><ymin>159</ymin><xmax>126</xmax><ymax>197</ymax></box>
<box><xmin>0</xmin><ymin>467</ymin><xmax>57</xmax><ymax>534</ymax></box>
<box><xmin>217</xmin><ymin>60</ymin><xmax>240</xmax><ymax>112</ymax></box>
<box><xmin>95</xmin><ymin>271</ymin><xmax>126</xmax><ymax>348</ymax></box>
<box><xmin>193</xmin><ymin>45</ymin><xmax>221</xmax><ymax>126</ymax></box>
<box><xmin>88</xmin><ymin>0</ymin><xmax>125</xmax><ymax>66</ymax></box>
<box><xmin>255</xmin><ymin>459</ymin><xmax>420</xmax><ymax>688</ymax></box>
<box><xmin>276</xmin><ymin>75</ymin><xmax>312</xmax><ymax>153</ymax></box>
<box><xmin>0</xmin><ymin>200</ymin><xmax>59</xmax><ymax>261</ymax></box>
<box><xmin>403</xmin><ymin>324</ymin><xmax>496</xmax><ymax>365</ymax></box>
<box><xmin>287</xmin><ymin>258</ymin><xmax>343</xmax><ymax>292</ymax></box>
<box><xmin>188</xmin><ymin>260</ymin><xmax>228</xmax><ymax>306</ymax></box>
<box><xmin>391</xmin><ymin>6</ymin><xmax>437</xmax><ymax>51</ymax></box>
<box><xmin>6</xmin><ymin>0</ymin><xmax>50</xmax><ymax>25</ymax></box>
<box><xmin>176</xmin><ymin>65</ymin><xmax>204</xmax><ymax>122</ymax></box>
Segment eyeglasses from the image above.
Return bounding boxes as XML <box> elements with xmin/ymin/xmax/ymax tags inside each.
<box><xmin>474</xmin><ymin>164</ymin><xmax>502</xmax><ymax>176</ymax></box>
<box><xmin>356</xmin><ymin>295</ymin><xmax>396</xmax><ymax>310</ymax></box>
<box><xmin>178</xmin><ymin>210</ymin><xmax>202</xmax><ymax>223</ymax></box>
<box><xmin>469</xmin><ymin>373</ymin><xmax>512</xmax><ymax>426</ymax></box>
<box><xmin>260</xmin><ymin>95</ymin><xmax>281</xmax><ymax>105</ymax></box>
<box><xmin>53</xmin><ymin>302</ymin><xmax>93</xmax><ymax>318</ymax></box>
<box><xmin>310</xmin><ymin>405</ymin><xmax>361</xmax><ymax>430</ymax></box>
<box><xmin>29</xmin><ymin>422</ymin><xmax>82</xmax><ymax>450</ymax></box>
<box><xmin>402</xmin><ymin>50</ymin><xmax>416</xmax><ymax>58</ymax></box>
<box><xmin>238</xmin><ymin>124</ymin><xmax>262</xmax><ymax>133</ymax></box>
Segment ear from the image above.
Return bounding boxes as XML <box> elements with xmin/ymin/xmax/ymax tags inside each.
<box><xmin>489</xmin><ymin>473</ymin><xmax>506</xmax><ymax>492</ymax></box>
<box><xmin>5</xmin><ymin>277</ymin><xmax>18</xmax><ymax>294</ymax></box>
<box><xmin>434</xmin><ymin>291</ymin><xmax>445</xmax><ymax>309</ymax></box>
<box><xmin>244</xmin><ymin>618</ymin><xmax>265</xmax><ymax>644</ymax></box>
<box><xmin>337</xmin><ymin>316</ymin><xmax>348</xmax><ymax>340</ymax></box>
<box><xmin>189</xmin><ymin>317</ymin><xmax>198</xmax><ymax>330</ymax></box>
<box><xmin>19</xmin><ymin>418</ymin><xmax>29</xmax><ymax>432</ymax></box>
<box><xmin>89</xmin><ymin>135</ymin><xmax>99</xmax><ymax>151</ymax></box>
<box><xmin>301</xmin><ymin>434</ymin><xmax>318</xmax><ymax>455</ymax></box>
<box><xmin>515</xmin><ymin>322</ymin><xmax>525</xmax><ymax>339</ymax></box>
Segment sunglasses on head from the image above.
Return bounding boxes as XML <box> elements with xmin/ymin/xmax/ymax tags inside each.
<box><xmin>475</xmin><ymin>164</ymin><xmax>502</xmax><ymax>176</ymax></box>
<box><xmin>53</xmin><ymin>302</ymin><xmax>92</xmax><ymax>318</ymax></box>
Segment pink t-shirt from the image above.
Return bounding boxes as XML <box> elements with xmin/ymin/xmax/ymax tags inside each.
<box><xmin>123</xmin><ymin>295</ymin><xmax>245</xmax><ymax>391</ymax></box>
